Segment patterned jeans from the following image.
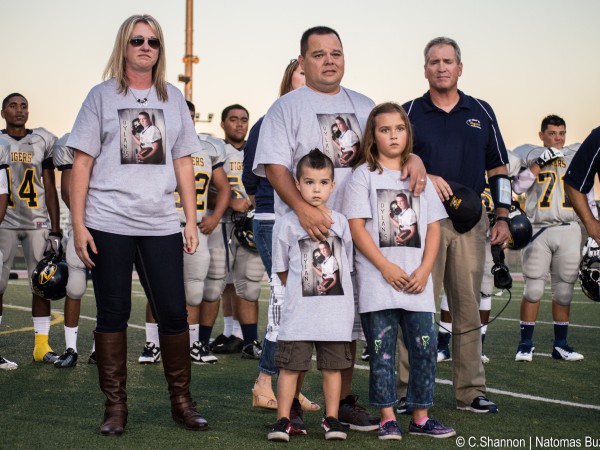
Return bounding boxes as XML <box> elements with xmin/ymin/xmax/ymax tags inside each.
<box><xmin>361</xmin><ymin>309</ymin><xmax>437</xmax><ymax>409</ymax></box>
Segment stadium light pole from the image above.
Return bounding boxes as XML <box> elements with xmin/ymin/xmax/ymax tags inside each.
<box><xmin>178</xmin><ymin>0</ymin><xmax>199</xmax><ymax>101</ymax></box>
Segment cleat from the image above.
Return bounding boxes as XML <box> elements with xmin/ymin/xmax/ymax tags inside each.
<box><xmin>360</xmin><ymin>344</ymin><xmax>369</xmax><ymax>361</ymax></box>
<box><xmin>515</xmin><ymin>344</ymin><xmax>534</xmax><ymax>362</ymax></box>
<box><xmin>481</xmin><ymin>353</ymin><xmax>490</xmax><ymax>364</ymax></box>
<box><xmin>54</xmin><ymin>348</ymin><xmax>78</xmax><ymax>368</ymax></box>
<box><xmin>338</xmin><ymin>394</ymin><xmax>379</xmax><ymax>431</ymax></box>
<box><xmin>457</xmin><ymin>395</ymin><xmax>498</xmax><ymax>413</ymax></box>
<box><xmin>437</xmin><ymin>347</ymin><xmax>451</xmax><ymax>362</ymax></box>
<box><xmin>34</xmin><ymin>351</ymin><xmax>59</xmax><ymax>364</ymax></box>
<box><xmin>138</xmin><ymin>342</ymin><xmax>161</xmax><ymax>364</ymax></box>
<box><xmin>378</xmin><ymin>420</ymin><xmax>403</xmax><ymax>440</ymax></box>
<box><xmin>0</xmin><ymin>355</ymin><xmax>18</xmax><ymax>370</ymax></box>
<box><xmin>190</xmin><ymin>342</ymin><xmax>218</xmax><ymax>364</ymax></box>
<box><xmin>208</xmin><ymin>333</ymin><xmax>228</xmax><ymax>351</ymax></box>
<box><xmin>552</xmin><ymin>345</ymin><xmax>584</xmax><ymax>361</ymax></box>
<box><xmin>267</xmin><ymin>417</ymin><xmax>292</xmax><ymax>442</ymax></box>
<box><xmin>409</xmin><ymin>417</ymin><xmax>456</xmax><ymax>438</ymax></box>
<box><xmin>290</xmin><ymin>398</ymin><xmax>307</xmax><ymax>435</ymax></box>
<box><xmin>211</xmin><ymin>335</ymin><xmax>243</xmax><ymax>354</ymax></box>
<box><xmin>88</xmin><ymin>351</ymin><xmax>97</xmax><ymax>364</ymax></box>
<box><xmin>241</xmin><ymin>340</ymin><xmax>262</xmax><ymax>360</ymax></box>
<box><xmin>322</xmin><ymin>416</ymin><xmax>347</xmax><ymax>440</ymax></box>
<box><xmin>396</xmin><ymin>396</ymin><xmax>410</xmax><ymax>415</ymax></box>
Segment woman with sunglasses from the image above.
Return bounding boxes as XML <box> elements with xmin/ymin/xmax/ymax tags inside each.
<box><xmin>68</xmin><ymin>14</ymin><xmax>206</xmax><ymax>436</ymax></box>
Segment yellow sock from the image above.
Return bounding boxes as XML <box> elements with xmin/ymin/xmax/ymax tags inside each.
<box><xmin>33</xmin><ymin>335</ymin><xmax>53</xmax><ymax>362</ymax></box>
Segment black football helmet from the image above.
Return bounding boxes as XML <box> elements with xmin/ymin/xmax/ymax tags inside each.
<box><xmin>507</xmin><ymin>203</ymin><xmax>532</xmax><ymax>250</ymax></box>
<box><xmin>579</xmin><ymin>237</ymin><xmax>600</xmax><ymax>302</ymax></box>
<box><xmin>31</xmin><ymin>255</ymin><xmax>69</xmax><ymax>301</ymax></box>
<box><xmin>231</xmin><ymin>209</ymin><xmax>257</xmax><ymax>252</ymax></box>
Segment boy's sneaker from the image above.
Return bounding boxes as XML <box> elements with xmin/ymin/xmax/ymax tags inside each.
<box><xmin>322</xmin><ymin>416</ymin><xmax>347</xmax><ymax>440</ymax></box>
<box><xmin>190</xmin><ymin>341</ymin><xmax>218</xmax><ymax>364</ymax></box>
<box><xmin>457</xmin><ymin>395</ymin><xmax>498</xmax><ymax>413</ymax></box>
<box><xmin>552</xmin><ymin>345</ymin><xmax>584</xmax><ymax>361</ymax></box>
<box><xmin>515</xmin><ymin>344</ymin><xmax>534</xmax><ymax>362</ymax></box>
<box><xmin>267</xmin><ymin>417</ymin><xmax>292</xmax><ymax>442</ymax></box>
<box><xmin>360</xmin><ymin>345</ymin><xmax>369</xmax><ymax>361</ymax></box>
<box><xmin>437</xmin><ymin>347</ymin><xmax>451</xmax><ymax>362</ymax></box>
<box><xmin>289</xmin><ymin>398</ymin><xmax>307</xmax><ymax>435</ymax></box>
<box><xmin>0</xmin><ymin>355</ymin><xmax>18</xmax><ymax>370</ymax></box>
<box><xmin>396</xmin><ymin>397</ymin><xmax>409</xmax><ymax>414</ymax></box>
<box><xmin>338</xmin><ymin>394</ymin><xmax>379</xmax><ymax>431</ymax></box>
<box><xmin>241</xmin><ymin>340</ymin><xmax>263</xmax><ymax>360</ymax></box>
<box><xmin>54</xmin><ymin>348</ymin><xmax>78</xmax><ymax>368</ymax></box>
<box><xmin>138</xmin><ymin>342</ymin><xmax>161</xmax><ymax>364</ymax></box>
<box><xmin>409</xmin><ymin>418</ymin><xmax>456</xmax><ymax>438</ymax></box>
<box><xmin>87</xmin><ymin>351</ymin><xmax>97</xmax><ymax>364</ymax></box>
<box><xmin>378</xmin><ymin>420</ymin><xmax>403</xmax><ymax>440</ymax></box>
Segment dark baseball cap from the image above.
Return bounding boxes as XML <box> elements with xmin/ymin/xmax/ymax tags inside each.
<box><xmin>442</xmin><ymin>181</ymin><xmax>482</xmax><ymax>234</ymax></box>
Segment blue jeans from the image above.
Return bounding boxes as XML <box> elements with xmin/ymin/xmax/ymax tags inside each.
<box><xmin>253</xmin><ymin>219</ymin><xmax>274</xmax><ymax>278</ymax></box>
<box><xmin>361</xmin><ymin>309</ymin><xmax>437</xmax><ymax>409</ymax></box>
<box><xmin>253</xmin><ymin>219</ymin><xmax>278</xmax><ymax>374</ymax></box>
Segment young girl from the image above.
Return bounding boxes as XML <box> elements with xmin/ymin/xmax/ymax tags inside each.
<box><xmin>342</xmin><ymin>102</ymin><xmax>455</xmax><ymax>440</ymax></box>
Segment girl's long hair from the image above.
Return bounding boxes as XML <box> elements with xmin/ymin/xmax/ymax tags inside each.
<box><xmin>353</xmin><ymin>102</ymin><xmax>413</xmax><ymax>173</ymax></box>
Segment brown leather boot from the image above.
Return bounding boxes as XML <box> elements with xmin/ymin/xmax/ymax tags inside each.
<box><xmin>94</xmin><ymin>331</ymin><xmax>128</xmax><ymax>436</ymax></box>
<box><xmin>159</xmin><ymin>330</ymin><xmax>209</xmax><ymax>431</ymax></box>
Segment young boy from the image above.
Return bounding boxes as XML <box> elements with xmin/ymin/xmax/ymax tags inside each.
<box><xmin>267</xmin><ymin>150</ymin><xmax>355</xmax><ymax>442</ymax></box>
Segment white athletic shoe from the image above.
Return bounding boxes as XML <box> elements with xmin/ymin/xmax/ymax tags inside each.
<box><xmin>0</xmin><ymin>355</ymin><xmax>18</xmax><ymax>370</ymax></box>
<box><xmin>515</xmin><ymin>344</ymin><xmax>534</xmax><ymax>362</ymax></box>
<box><xmin>481</xmin><ymin>354</ymin><xmax>490</xmax><ymax>364</ymax></box>
<box><xmin>437</xmin><ymin>348</ymin><xmax>451</xmax><ymax>362</ymax></box>
<box><xmin>552</xmin><ymin>345</ymin><xmax>584</xmax><ymax>361</ymax></box>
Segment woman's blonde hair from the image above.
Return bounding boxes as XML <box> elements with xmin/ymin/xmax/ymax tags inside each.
<box><xmin>279</xmin><ymin>59</ymin><xmax>300</xmax><ymax>97</ymax></box>
<box><xmin>353</xmin><ymin>102</ymin><xmax>413</xmax><ymax>173</ymax></box>
<box><xmin>103</xmin><ymin>14</ymin><xmax>168</xmax><ymax>102</ymax></box>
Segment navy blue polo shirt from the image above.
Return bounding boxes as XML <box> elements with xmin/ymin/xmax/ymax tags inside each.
<box><xmin>403</xmin><ymin>90</ymin><xmax>508</xmax><ymax>195</ymax></box>
<box><xmin>565</xmin><ymin>127</ymin><xmax>600</xmax><ymax>194</ymax></box>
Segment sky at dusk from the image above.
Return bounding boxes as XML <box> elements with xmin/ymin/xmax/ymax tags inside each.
<box><xmin>1</xmin><ymin>0</ymin><xmax>599</xmax><ymax>149</ymax></box>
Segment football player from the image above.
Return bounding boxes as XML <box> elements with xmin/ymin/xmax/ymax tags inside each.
<box><xmin>208</xmin><ymin>105</ymin><xmax>265</xmax><ymax>359</ymax></box>
<box><xmin>51</xmin><ymin>133</ymin><xmax>96</xmax><ymax>367</ymax></box>
<box><xmin>0</xmin><ymin>93</ymin><xmax>62</xmax><ymax>363</ymax></box>
<box><xmin>0</xmin><ymin>136</ymin><xmax>13</xmax><ymax>369</ymax></box>
<box><xmin>138</xmin><ymin>101</ymin><xmax>231</xmax><ymax>365</ymax></box>
<box><xmin>512</xmin><ymin>115</ymin><xmax>593</xmax><ymax>362</ymax></box>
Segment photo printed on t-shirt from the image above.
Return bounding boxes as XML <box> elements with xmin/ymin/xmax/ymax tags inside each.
<box><xmin>377</xmin><ymin>189</ymin><xmax>421</xmax><ymax>248</ymax></box>
<box><xmin>298</xmin><ymin>236</ymin><xmax>345</xmax><ymax>297</ymax></box>
<box><xmin>317</xmin><ymin>113</ymin><xmax>362</xmax><ymax>168</ymax></box>
<box><xmin>119</xmin><ymin>108</ymin><xmax>166</xmax><ymax>165</ymax></box>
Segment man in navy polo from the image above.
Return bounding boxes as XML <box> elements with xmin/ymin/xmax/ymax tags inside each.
<box><xmin>402</xmin><ymin>37</ymin><xmax>510</xmax><ymax>413</ymax></box>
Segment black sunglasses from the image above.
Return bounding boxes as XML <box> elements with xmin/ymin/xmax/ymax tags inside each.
<box><xmin>129</xmin><ymin>37</ymin><xmax>160</xmax><ymax>50</ymax></box>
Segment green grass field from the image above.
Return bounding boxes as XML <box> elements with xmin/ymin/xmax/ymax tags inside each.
<box><xmin>1</xmin><ymin>275</ymin><xmax>599</xmax><ymax>449</ymax></box>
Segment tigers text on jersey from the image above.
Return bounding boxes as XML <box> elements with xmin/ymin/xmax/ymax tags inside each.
<box><xmin>0</xmin><ymin>128</ymin><xmax>56</xmax><ymax>229</ymax></box>
<box><xmin>175</xmin><ymin>134</ymin><xmax>226</xmax><ymax>224</ymax></box>
<box><xmin>221</xmin><ymin>142</ymin><xmax>249</xmax><ymax>223</ymax></box>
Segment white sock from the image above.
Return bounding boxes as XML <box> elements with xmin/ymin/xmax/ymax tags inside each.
<box><xmin>0</xmin><ymin>315</ymin><xmax>3</xmax><ymax>327</ymax></box>
<box><xmin>232</xmin><ymin>320</ymin><xmax>243</xmax><ymax>339</ymax></box>
<box><xmin>64</xmin><ymin>326</ymin><xmax>79</xmax><ymax>352</ymax></box>
<box><xmin>33</xmin><ymin>316</ymin><xmax>51</xmax><ymax>336</ymax></box>
<box><xmin>145</xmin><ymin>322</ymin><xmax>159</xmax><ymax>346</ymax></box>
<box><xmin>223</xmin><ymin>316</ymin><xmax>233</xmax><ymax>337</ymax></box>
<box><xmin>189</xmin><ymin>324</ymin><xmax>199</xmax><ymax>347</ymax></box>
<box><xmin>439</xmin><ymin>321</ymin><xmax>452</xmax><ymax>334</ymax></box>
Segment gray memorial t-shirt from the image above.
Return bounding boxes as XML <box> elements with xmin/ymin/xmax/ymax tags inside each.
<box><xmin>272</xmin><ymin>209</ymin><xmax>354</xmax><ymax>342</ymax></box>
<box><xmin>68</xmin><ymin>79</ymin><xmax>201</xmax><ymax>235</ymax></box>
<box><xmin>342</xmin><ymin>164</ymin><xmax>447</xmax><ymax>314</ymax></box>
<box><xmin>253</xmin><ymin>85</ymin><xmax>375</xmax><ymax>216</ymax></box>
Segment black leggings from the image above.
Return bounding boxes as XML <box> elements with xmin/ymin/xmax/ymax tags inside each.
<box><xmin>89</xmin><ymin>228</ymin><xmax>188</xmax><ymax>334</ymax></box>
